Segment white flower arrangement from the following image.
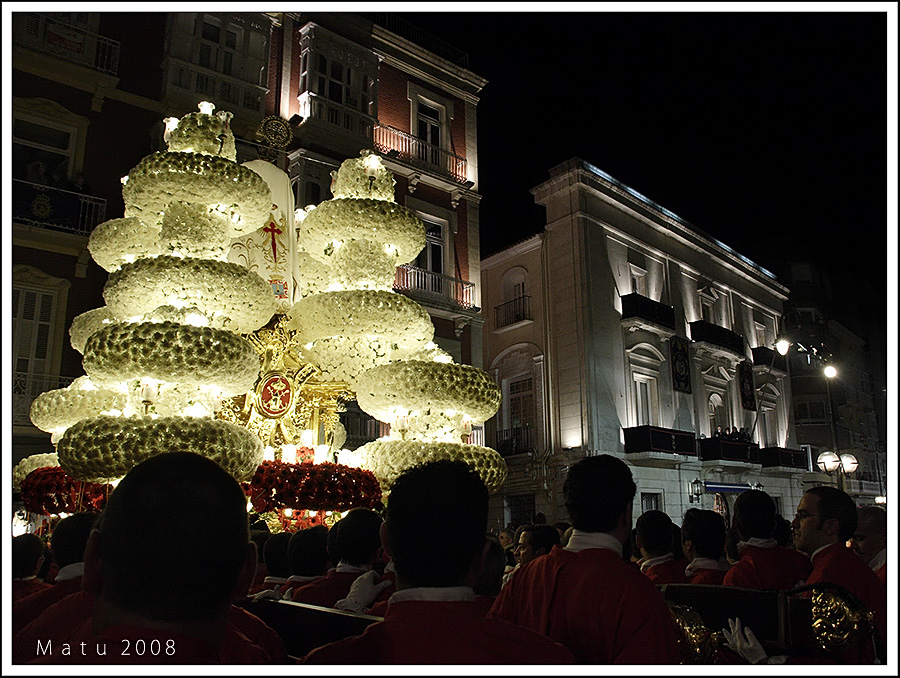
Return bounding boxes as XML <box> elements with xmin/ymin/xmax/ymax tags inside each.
<box><xmin>83</xmin><ymin>321</ymin><xmax>261</xmax><ymax>396</ymax></box>
<box><xmin>299</xmin><ymin>198</ymin><xmax>425</xmax><ymax>265</ymax></box>
<box><xmin>355</xmin><ymin>360</ymin><xmax>502</xmax><ymax>426</ymax></box>
<box><xmin>29</xmin><ymin>376</ymin><xmax>126</xmax><ymax>433</ymax></box>
<box><xmin>121</xmin><ymin>380</ymin><xmax>223</xmax><ymax>418</ymax></box>
<box><xmin>57</xmin><ymin>415</ymin><xmax>264</xmax><ymax>482</ymax></box>
<box><xmin>330</xmin><ymin>150</ymin><xmax>397</xmax><ymax>202</ymax></box>
<box><xmin>407</xmin><ymin>342</ymin><xmax>454</xmax><ymax>364</ymax></box>
<box><xmin>70</xmin><ymin>306</ymin><xmax>119</xmax><ymax>354</ymax></box>
<box><xmin>295</xmin><ymin>335</ymin><xmax>419</xmax><ymax>384</ymax></box>
<box><xmin>294</xmin><ymin>251</ymin><xmax>338</xmax><ymax>298</ymax></box>
<box><xmin>358</xmin><ymin>440</ymin><xmax>507</xmax><ymax>496</ymax></box>
<box><xmin>159</xmin><ymin>201</ymin><xmax>231</xmax><ymax>260</ymax></box>
<box><xmin>165</xmin><ymin>110</ymin><xmax>237</xmax><ymax>161</ymax></box>
<box><xmin>332</xmin><ymin>238</ymin><xmax>399</xmax><ymax>291</ymax></box>
<box><xmin>13</xmin><ymin>453</ymin><xmax>60</xmax><ymax>490</ymax></box>
<box><xmin>104</xmin><ymin>256</ymin><xmax>275</xmax><ymax>334</ymax></box>
<box><xmin>88</xmin><ymin>217</ymin><xmax>162</xmax><ymax>272</ymax></box>
<box><xmin>122</xmin><ymin>151</ymin><xmax>272</xmax><ymax>236</ymax></box>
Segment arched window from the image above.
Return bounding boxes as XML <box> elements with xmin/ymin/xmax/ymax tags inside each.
<box><xmin>708</xmin><ymin>393</ymin><xmax>725</xmax><ymax>433</ymax></box>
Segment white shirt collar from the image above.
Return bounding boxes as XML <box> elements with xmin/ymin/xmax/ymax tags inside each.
<box><xmin>263</xmin><ymin>575</ymin><xmax>288</xmax><ymax>585</ymax></box>
<box><xmin>810</xmin><ymin>543</ymin><xmax>833</xmax><ymax>561</ymax></box>
<box><xmin>286</xmin><ymin>574</ymin><xmax>321</xmax><ymax>584</ymax></box>
<box><xmin>389</xmin><ymin>586</ymin><xmax>474</xmax><ymax>604</ymax></box>
<box><xmin>868</xmin><ymin>548</ymin><xmax>886</xmax><ymax>572</ymax></box>
<box><xmin>737</xmin><ymin>537</ymin><xmax>777</xmax><ymax>552</ymax></box>
<box><xmin>55</xmin><ymin>562</ymin><xmax>84</xmax><ymax>582</ymax></box>
<box><xmin>639</xmin><ymin>552</ymin><xmax>674</xmax><ymax>573</ymax></box>
<box><xmin>685</xmin><ymin>557</ymin><xmax>726</xmax><ymax>577</ymax></box>
<box><xmin>564</xmin><ymin>530</ymin><xmax>623</xmax><ymax>556</ymax></box>
<box><xmin>335</xmin><ymin>561</ymin><xmax>372</xmax><ymax>575</ymax></box>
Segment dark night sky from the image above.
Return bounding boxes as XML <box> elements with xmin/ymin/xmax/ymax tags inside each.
<box><xmin>398</xmin><ymin>10</ymin><xmax>891</xmax><ymax>294</ymax></box>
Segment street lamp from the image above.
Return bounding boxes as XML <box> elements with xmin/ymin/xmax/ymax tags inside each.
<box><xmin>816</xmin><ymin>450</ymin><xmax>858</xmax><ymax>491</ymax></box>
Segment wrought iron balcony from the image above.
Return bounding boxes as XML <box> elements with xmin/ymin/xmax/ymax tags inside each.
<box><xmin>620</xmin><ymin>293</ymin><xmax>677</xmax><ymax>337</ymax></box>
<box><xmin>13</xmin><ymin>372</ymin><xmax>76</xmax><ymax>427</ymax></box>
<box><xmin>496</xmin><ymin>426</ymin><xmax>537</xmax><ymax>457</ymax></box>
<box><xmin>751</xmin><ymin>346</ymin><xmax>787</xmax><ymax>374</ymax></box>
<box><xmin>759</xmin><ymin>447</ymin><xmax>808</xmax><ymax>471</ymax></box>
<box><xmin>394</xmin><ymin>264</ymin><xmax>476</xmax><ymax>311</ymax></box>
<box><xmin>494</xmin><ymin>295</ymin><xmax>532</xmax><ymax>330</ymax></box>
<box><xmin>297</xmin><ymin>91</ymin><xmax>375</xmax><ymax>138</ymax></box>
<box><xmin>13</xmin><ymin>179</ymin><xmax>106</xmax><ymax>236</ymax></box>
<box><xmin>13</xmin><ymin>13</ymin><xmax>120</xmax><ymax>75</ymax></box>
<box><xmin>374</xmin><ymin>123</ymin><xmax>468</xmax><ymax>184</ymax></box>
<box><xmin>165</xmin><ymin>58</ymin><xmax>268</xmax><ymax>116</ymax></box>
<box><xmin>697</xmin><ymin>436</ymin><xmax>760</xmax><ymax>464</ymax></box>
<box><xmin>690</xmin><ymin>320</ymin><xmax>745</xmax><ymax>357</ymax></box>
<box><xmin>623</xmin><ymin>425</ymin><xmax>696</xmax><ymax>467</ymax></box>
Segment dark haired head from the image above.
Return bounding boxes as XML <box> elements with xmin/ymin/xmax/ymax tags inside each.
<box><xmin>563</xmin><ymin>455</ymin><xmax>635</xmax><ymax>532</ymax></box>
<box><xmin>635</xmin><ymin>510</ymin><xmax>674</xmax><ymax>557</ymax></box>
<box><xmin>524</xmin><ymin>524</ymin><xmax>561</xmax><ymax>554</ymax></box>
<box><xmin>51</xmin><ymin>512</ymin><xmax>98</xmax><ymax>568</ymax></box>
<box><xmin>471</xmin><ymin>537</ymin><xmax>506</xmax><ymax>597</ymax></box>
<box><xmin>13</xmin><ymin>533</ymin><xmax>46</xmax><ymax>578</ymax></box>
<box><xmin>336</xmin><ymin>508</ymin><xmax>383</xmax><ymax>567</ymax></box>
<box><xmin>288</xmin><ymin>525</ymin><xmax>329</xmax><ymax>577</ymax></box>
<box><xmin>385</xmin><ymin>460</ymin><xmax>488</xmax><ymax>588</ymax></box>
<box><xmin>97</xmin><ymin>452</ymin><xmax>250</xmax><ymax>622</ymax></box>
<box><xmin>263</xmin><ymin>532</ymin><xmax>293</xmax><ymax>578</ymax></box>
<box><xmin>733</xmin><ymin>490</ymin><xmax>776</xmax><ymax>539</ymax></box>
<box><xmin>681</xmin><ymin>508</ymin><xmax>726</xmax><ymax>560</ymax></box>
<box><xmin>805</xmin><ymin>486</ymin><xmax>857</xmax><ymax>542</ymax></box>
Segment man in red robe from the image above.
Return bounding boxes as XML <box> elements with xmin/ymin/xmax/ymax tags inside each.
<box><xmin>723</xmin><ymin>489</ymin><xmax>811</xmax><ymax>590</ymax></box>
<box><xmin>302</xmin><ymin>460</ymin><xmax>575</xmax><ymax>664</ymax></box>
<box><xmin>12</xmin><ymin>533</ymin><xmax>52</xmax><ymax>602</ymax></box>
<box><xmin>680</xmin><ymin>508</ymin><xmax>728</xmax><ymax>585</ymax></box>
<box><xmin>636</xmin><ymin>510</ymin><xmax>690</xmax><ymax>584</ymax></box>
<box><xmin>489</xmin><ymin>455</ymin><xmax>680</xmax><ymax>663</ymax></box>
<box><xmin>792</xmin><ymin>486</ymin><xmax>886</xmax><ymax>661</ymax></box>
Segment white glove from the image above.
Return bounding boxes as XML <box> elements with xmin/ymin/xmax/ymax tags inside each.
<box><xmin>334</xmin><ymin>570</ymin><xmax>393</xmax><ymax>613</ymax></box>
<box><xmin>722</xmin><ymin>617</ymin><xmax>768</xmax><ymax>664</ymax></box>
<box><xmin>253</xmin><ymin>587</ymin><xmax>286</xmax><ymax>602</ymax></box>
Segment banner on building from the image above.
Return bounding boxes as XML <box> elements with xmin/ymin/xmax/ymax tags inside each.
<box><xmin>739</xmin><ymin>360</ymin><xmax>757</xmax><ymax>411</ymax></box>
<box><xmin>670</xmin><ymin>336</ymin><xmax>691</xmax><ymax>393</ymax></box>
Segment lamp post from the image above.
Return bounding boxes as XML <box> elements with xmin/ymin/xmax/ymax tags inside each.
<box><xmin>816</xmin><ymin>450</ymin><xmax>858</xmax><ymax>493</ymax></box>
<box><xmin>823</xmin><ymin>364</ymin><xmax>840</xmax><ymax>463</ymax></box>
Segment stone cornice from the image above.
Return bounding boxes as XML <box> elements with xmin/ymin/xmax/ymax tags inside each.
<box><xmin>482</xmin><ymin>234</ymin><xmax>543</xmax><ymax>268</ymax></box>
<box><xmin>374</xmin><ymin>48</ymin><xmax>483</xmax><ymax>105</ymax></box>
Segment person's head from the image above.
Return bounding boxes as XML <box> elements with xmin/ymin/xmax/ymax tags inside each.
<box><xmin>498</xmin><ymin>527</ymin><xmax>515</xmax><ymax>549</ymax></box>
<box><xmin>681</xmin><ymin>509</ymin><xmax>726</xmax><ymax>561</ymax></box>
<box><xmin>514</xmin><ymin>524</ymin><xmax>560</xmax><ymax>567</ymax></box>
<box><xmin>850</xmin><ymin>505</ymin><xmax>887</xmax><ymax>564</ymax></box>
<box><xmin>773</xmin><ymin>515</ymin><xmax>793</xmax><ymax>548</ymax></box>
<box><xmin>563</xmin><ymin>454</ymin><xmax>636</xmax><ymax>542</ymax></box>
<box><xmin>635</xmin><ymin>510</ymin><xmax>674</xmax><ymax>559</ymax></box>
<box><xmin>288</xmin><ymin>525</ymin><xmax>330</xmax><ymax>577</ymax></box>
<box><xmin>470</xmin><ymin>537</ymin><xmax>506</xmax><ymax>597</ymax></box>
<box><xmin>249</xmin><ymin>529</ymin><xmax>272</xmax><ymax>569</ymax></box>
<box><xmin>384</xmin><ymin>460</ymin><xmax>488</xmax><ymax>589</ymax></box>
<box><xmin>732</xmin><ymin>489</ymin><xmax>777</xmax><ymax>540</ymax></box>
<box><xmin>553</xmin><ymin>521</ymin><xmax>571</xmax><ymax>539</ymax></box>
<box><xmin>13</xmin><ymin>533</ymin><xmax>46</xmax><ymax>578</ymax></box>
<box><xmin>791</xmin><ymin>486</ymin><xmax>857</xmax><ymax>556</ymax></box>
<box><xmin>263</xmin><ymin>532</ymin><xmax>293</xmax><ymax>578</ymax></box>
<box><xmin>50</xmin><ymin>512</ymin><xmax>98</xmax><ymax>568</ymax></box>
<box><xmin>84</xmin><ymin>452</ymin><xmax>254</xmax><ymax>624</ymax></box>
<box><xmin>336</xmin><ymin>508</ymin><xmax>383</xmax><ymax>567</ymax></box>
<box><xmin>670</xmin><ymin>523</ymin><xmax>686</xmax><ymax>560</ymax></box>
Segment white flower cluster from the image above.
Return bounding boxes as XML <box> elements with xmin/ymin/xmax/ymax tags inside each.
<box><xmin>407</xmin><ymin>342</ymin><xmax>454</xmax><ymax>364</ymax></box>
<box><xmin>165</xmin><ymin>110</ymin><xmax>237</xmax><ymax>161</ymax></box>
<box><xmin>160</xmin><ymin>201</ymin><xmax>231</xmax><ymax>260</ymax></box>
<box><xmin>57</xmin><ymin>415</ymin><xmax>264</xmax><ymax>482</ymax></box>
<box><xmin>30</xmin><ymin>376</ymin><xmax>126</xmax><ymax>433</ymax></box>
<box><xmin>83</xmin><ymin>321</ymin><xmax>260</xmax><ymax>395</ymax></box>
<box><xmin>122</xmin><ymin>380</ymin><xmax>222</xmax><ymax>418</ymax></box>
<box><xmin>12</xmin><ymin>453</ymin><xmax>60</xmax><ymax>490</ymax></box>
<box><xmin>104</xmin><ymin>256</ymin><xmax>275</xmax><ymax>334</ymax></box>
<box><xmin>299</xmin><ymin>198</ymin><xmax>425</xmax><ymax>265</ymax></box>
<box><xmin>88</xmin><ymin>217</ymin><xmax>162</xmax><ymax>272</ymax></box>
<box><xmin>332</xmin><ymin>238</ymin><xmax>399</xmax><ymax>290</ymax></box>
<box><xmin>294</xmin><ymin>251</ymin><xmax>339</xmax><ymax>298</ymax></box>
<box><xmin>358</xmin><ymin>440</ymin><xmax>507</xmax><ymax>496</ymax></box>
<box><xmin>70</xmin><ymin>306</ymin><xmax>119</xmax><ymax>354</ymax></box>
<box><xmin>296</xmin><ymin>335</ymin><xmax>412</xmax><ymax>384</ymax></box>
<box><xmin>122</xmin><ymin>151</ymin><xmax>272</xmax><ymax>236</ymax></box>
<box><xmin>330</xmin><ymin>150</ymin><xmax>397</xmax><ymax>201</ymax></box>
<box><xmin>356</xmin><ymin>360</ymin><xmax>502</xmax><ymax>425</ymax></box>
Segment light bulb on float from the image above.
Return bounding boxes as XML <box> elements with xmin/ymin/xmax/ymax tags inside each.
<box><xmin>197</xmin><ymin>101</ymin><xmax>215</xmax><ymax>115</ymax></box>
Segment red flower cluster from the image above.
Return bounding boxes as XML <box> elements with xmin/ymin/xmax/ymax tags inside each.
<box><xmin>20</xmin><ymin>466</ymin><xmax>111</xmax><ymax>515</ymax></box>
<box><xmin>248</xmin><ymin>460</ymin><xmax>383</xmax><ymax>514</ymax></box>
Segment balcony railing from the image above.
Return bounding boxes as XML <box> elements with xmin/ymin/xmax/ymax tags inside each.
<box><xmin>394</xmin><ymin>264</ymin><xmax>476</xmax><ymax>310</ymax></box>
<box><xmin>13</xmin><ymin>179</ymin><xmax>106</xmax><ymax>236</ymax></box>
<box><xmin>689</xmin><ymin>320</ymin><xmax>745</xmax><ymax>357</ymax></box>
<box><xmin>495</xmin><ymin>296</ymin><xmax>532</xmax><ymax>330</ymax></box>
<box><xmin>374</xmin><ymin>123</ymin><xmax>468</xmax><ymax>184</ymax></box>
<box><xmin>758</xmin><ymin>447</ymin><xmax>808</xmax><ymax>471</ymax></box>
<box><xmin>751</xmin><ymin>346</ymin><xmax>787</xmax><ymax>373</ymax></box>
<box><xmin>297</xmin><ymin>92</ymin><xmax>375</xmax><ymax>138</ymax></box>
<box><xmin>697</xmin><ymin>437</ymin><xmax>760</xmax><ymax>464</ymax></box>
<box><xmin>496</xmin><ymin>426</ymin><xmax>537</xmax><ymax>457</ymax></box>
<box><xmin>13</xmin><ymin>13</ymin><xmax>120</xmax><ymax>75</ymax></box>
<box><xmin>165</xmin><ymin>58</ymin><xmax>267</xmax><ymax>115</ymax></box>
<box><xmin>623</xmin><ymin>425</ymin><xmax>697</xmax><ymax>456</ymax></box>
<box><xmin>620</xmin><ymin>293</ymin><xmax>677</xmax><ymax>333</ymax></box>
<box><xmin>13</xmin><ymin>372</ymin><xmax>76</xmax><ymax>427</ymax></box>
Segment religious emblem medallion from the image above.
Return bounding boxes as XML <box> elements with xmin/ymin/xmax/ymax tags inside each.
<box><xmin>257</xmin><ymin>372</ymin><xmax>293</xmax><ymax>419</ymax></box>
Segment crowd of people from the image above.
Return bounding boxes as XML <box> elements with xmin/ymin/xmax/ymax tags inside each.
<box><xmin>11</xmin><ymin>451</ymin><xmax>888</xmax><ymax>665</ymax></box>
